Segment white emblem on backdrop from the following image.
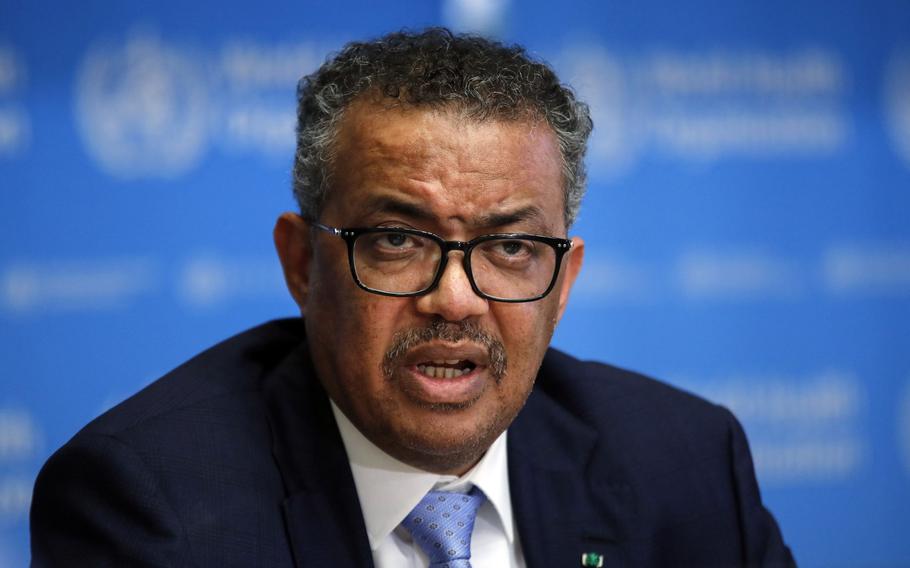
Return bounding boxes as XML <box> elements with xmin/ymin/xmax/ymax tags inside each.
<box><xmin>0</xmin><ymin>476</ymin><xmax>32</xmax><ymax>523</ymax></box>
<box><xmin>0</xmin><ymin>408</ymin><xmax>40</xmax><ymax>462</ymax></box>
<box><xmin>885</xmin><ymin>49</ymin><xmax>910</xmax><ymax>169</ymax></box>
<box><xmin>0</xmin><ymin>46</ymin><xmax>23</xmax><ymax>93</ymax></box>
<box><xmin>675</xmin><ymin>370</ymin><xmax>865</xmax><ymax>485</ymax></box>
<box><xmin>0</xmin><ymin>408</ymin><xmax>41</xmax><ymax>526</ymax></box>
<box><xmin>0</xmin><ymin>258</ymin><xmax>159</xmax><ymax>314</ymax></box>
<box><xmin>442</xmin><ymin>0</ymin><xmax>510</xmax><ymax>35</ymax></box>
<box><xmin>218</xmin><ymin>40</ymin><xmax>324</xmax><ymax>156</ymax></box>
<box><xmin>0</xmin><ymin>44</ymin><xmax>30</xmax><ymax>156</ymax></box>
<box><xmin>823</xmin><ymin>242</ymin><xmax>910</xmax><ymax>296</ymax></box>
<box><xmin>0</xmin><ymin>105</ymin><xmax>30</xmax><ymax>156</ymax></box>
<box><xmin>561</xmin><ymin>48</ymin><xmax>640</xmax><ymax>178</ymax></box>
<box><xmin>572</xmin><ymin>253</ymin><xmax>658</xmax><ymax>305</ymax></box>
<box><xmin>677</xmin><ymin>248</ymin><xmax>804</xmax><ymax>301</ymax></box>
<box><xmin>558</xmin><ymin>46</ymin><xmax>848</xmax><ymax>179</ymax></box>
<box><xmin>176</xmin><ymin>254</ymin><xmax>284</xmax><ymax>309</ymax></box>
<box><xmin>75</xmin><ymin>33</ymin><xmax>209</xmax><ymax>179</ymax></box>
<box><xmin>74</xmin><ymin>32</ymin><xmax>329</xmax><ymax>179</ymax></box>
<box><xmin>572</xmin><ymin>242</ymin><xmax>910</xmax><ymax>307</ymax></box>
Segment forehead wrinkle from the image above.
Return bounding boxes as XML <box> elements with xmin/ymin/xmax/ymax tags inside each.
<box><xmin>354</xmin><ymin>111</ymin><xmax>518</xmax><ymax>190</ymax></box>
<box><xmin>333</xmin><ymin>105</ymin><xmax>443</xmax><ymax>183</ymax></box>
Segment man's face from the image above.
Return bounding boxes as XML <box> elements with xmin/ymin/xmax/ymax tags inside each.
<box><xmin>275</xmin><ymin>100</ymin><xmax>583</xmax><ymax>474</ymax></box>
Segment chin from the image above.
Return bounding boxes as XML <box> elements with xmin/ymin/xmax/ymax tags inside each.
<box><xmin>390</xmin><ymin>406</ymin><xmax>509</xmax><ymax>470</ymax></box>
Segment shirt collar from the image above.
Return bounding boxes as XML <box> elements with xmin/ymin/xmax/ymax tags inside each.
<box><xmin>330</xmin><ymin>401</ymin><xmax>515</xmax><ymax>550</ymax></box>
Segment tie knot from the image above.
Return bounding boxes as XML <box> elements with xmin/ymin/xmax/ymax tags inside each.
<box><xmin>401</xmin><ymin>487</ymin><xmax>486</xmax><ymax>568</ymax></box>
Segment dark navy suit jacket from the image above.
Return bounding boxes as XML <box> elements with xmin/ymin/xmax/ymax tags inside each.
<box><xmin>31</xmin><ymin>318</ymin><xmax>794</xmax><ymax>567</ymax></box>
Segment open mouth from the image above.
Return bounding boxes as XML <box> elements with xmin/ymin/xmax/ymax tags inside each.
<box><xmin>416</xmin><ymin>359</ymin><xmax>477</xmax><ymax>379</ymax></box>
<box><xmin>394</xmin><ymin>347</ymin><xmax>489</xmax><ymax>404</ymax></box>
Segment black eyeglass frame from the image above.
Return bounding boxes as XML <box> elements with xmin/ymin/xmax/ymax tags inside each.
<box><xmin>311</xmin><ymin>221</ymin><xmax>573</xmax><ymax>303</ymax></box>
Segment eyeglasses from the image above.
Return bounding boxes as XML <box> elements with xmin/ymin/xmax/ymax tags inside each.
<box><xmin>311</xmin><ymin>222</ymin><xmax>573</xmax><ymax>303</ymax></box>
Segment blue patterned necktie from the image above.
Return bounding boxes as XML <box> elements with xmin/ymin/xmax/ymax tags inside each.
<box><xmin>401</xmin><ymin>487</ymin><xmax>486</xmax><ymax>568</ymax></box>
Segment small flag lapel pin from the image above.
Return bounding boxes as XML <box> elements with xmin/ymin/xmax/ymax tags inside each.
<box><xmin>581</xmin><ymin>552</ymin><xmax>604</xmax><ymax>567</ymax></box>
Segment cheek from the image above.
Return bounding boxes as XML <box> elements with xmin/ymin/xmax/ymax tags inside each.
<box><xmin>320</xmin><ymin>286</ymin><xmax>410</xmax><ymax>373</ymax></box>
<box><xmin>307</xmin><ymin>247</ymin><xmax>346</xmax><ymax>307</ymax></box>
<box><xmin>307</xmin><ymin>254</ymin><xmax>374</xmax><ymax>367</ymax></box>
<box><xmin>310</xmin><ymin>248</ymin><xmax>370</xmax><ymax>326</ymax></box>
<box><xmin>496</xmin><ymin>301</ymin><xmax>560</xmax><ymax>368</ymax></box>
<box><xmin>353</xmin><ymin>301</ymin><xmax>398</xmax><ymax>363</ymax></box>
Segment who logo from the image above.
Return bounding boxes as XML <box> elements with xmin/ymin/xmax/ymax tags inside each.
<box><xmin>75</xmin><ymin>32</ymin><xmax>210</xmax><ymax>179</ymax></box>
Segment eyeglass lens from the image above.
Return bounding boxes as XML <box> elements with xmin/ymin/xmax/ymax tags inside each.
<box><xmin>351</xmin><ymin>231</ymin><xmax>558</xmax><ymax>300</ymax></box>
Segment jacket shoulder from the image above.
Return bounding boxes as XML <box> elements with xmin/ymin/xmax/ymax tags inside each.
<box><xmin>534</xmin><ymin>347</ymin><xmax>744</xmax><ymax>478</ymax></box>
<box><xmin>537</xmin><ymin>347</ymin><xmax>731</xmax><ymax>432</ymax></box>
<box><xmin>31</xmin><ymin>319</ymin><xmax>303</xmax><ymax>566</ymax></box>
<box><xmin>79</xmin><ymin>318</ymin><xmax>306</xmax><ymax>437</ymax></box>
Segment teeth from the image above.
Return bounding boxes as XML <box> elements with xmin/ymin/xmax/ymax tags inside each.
<box><xmin>417</xmin><ymin>365</ymin><xmax>467</xmax><ymax>379</ymax></box>
<box><xmin>429</xmin><ymin>359</ymin><xmax>464</xmax><ymax>366</ymax></box>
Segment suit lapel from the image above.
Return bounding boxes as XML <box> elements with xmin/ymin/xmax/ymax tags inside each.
<box><xmin>263</xmin><ymin>342</ymin><xmax>374</xmax><ymax>568</ymax></box>
<box><xmin>508</xmin><ymin>361</ymin><xmax>629</xmax><ymax>568</ymax></box>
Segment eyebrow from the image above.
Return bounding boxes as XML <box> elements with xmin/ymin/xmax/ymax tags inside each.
<box><xmin>364</xmin><ymin>195</ymin><xmax>434</xmax><ymax>220</ymax></box>
<box><xmin>359</xmin><ymin>194</ymin><xmax>547</xmax><ymax>231</ymax></box>
<box><xmin>474</xmin><ymin>205</ymin><xmax>546</xmax><ymax>230</ymax></box>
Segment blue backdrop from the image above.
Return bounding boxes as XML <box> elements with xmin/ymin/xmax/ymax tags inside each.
<box><xmin>2</xmin><ymin>1</ymin><xmax>909</xmax><ymax>566</ymax></box>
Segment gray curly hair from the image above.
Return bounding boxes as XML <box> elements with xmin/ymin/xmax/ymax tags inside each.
<box><xmin>293</xmin><ymin>27</ymin><xmax>593</xmax><ymax>228</ymax></box>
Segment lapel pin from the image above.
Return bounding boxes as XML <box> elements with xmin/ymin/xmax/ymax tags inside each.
<box><xmin>581</xmin><ymin>552</ymin><xmax>604</xmax><ymax>567</ymax></box>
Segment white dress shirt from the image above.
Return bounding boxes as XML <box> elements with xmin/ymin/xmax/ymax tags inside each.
<box><xmin>331</xmin><ymin>402</ymin><xmax>526</xmax><ymax>568</ymax></box>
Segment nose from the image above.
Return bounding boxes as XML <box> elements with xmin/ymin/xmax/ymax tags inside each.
<box><xmin>414</xmin><ymin>253</ymin><xmax>489</xmax><ymax>322</ymax></box>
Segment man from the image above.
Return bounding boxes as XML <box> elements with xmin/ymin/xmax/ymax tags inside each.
<box><xmin>31</xmin><ymin>28</ymin><xmax>794</xmax><ymax>567</ymax></box>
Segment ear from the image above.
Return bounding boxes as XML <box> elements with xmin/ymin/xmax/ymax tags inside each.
<box><xmin>555</xmin><ymin>236</ymin><xmax>584</xmax><ymax>322</ymax></box>
<box><xmin>274</xmin><ymin>212</ymin><xmax>313</xmax><ymax>312</ymax></box>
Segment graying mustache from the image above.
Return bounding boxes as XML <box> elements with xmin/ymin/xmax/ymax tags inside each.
<box><xmin>382</xmin><ymin>320</ymin><xmax>507</xmax><ymax>380</ymax></box>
